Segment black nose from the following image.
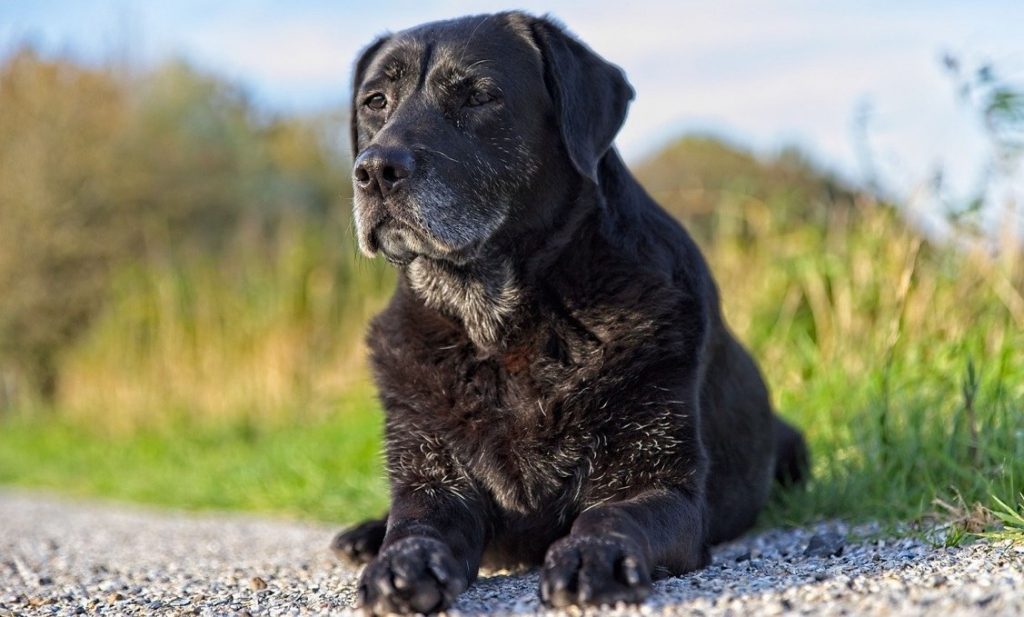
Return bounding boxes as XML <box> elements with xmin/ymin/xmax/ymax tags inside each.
<box><xmin>353</xmin><ymin>146</ymin><xmax>415</xmax><ymax>196</ymax></box>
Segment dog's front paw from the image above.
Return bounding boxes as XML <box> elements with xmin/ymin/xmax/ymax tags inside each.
<box><xmin>539</xmin><ymin>535</ymin><xmax>652</xmax><ymax>608</ymax></box>
<box><xmin>332</xmin><ymin>518</ymin><xmax>387</xmax><ymax>565</ymax></box>
<box><xmin>357</xmin><ymin>536</ymin><xmax>467</xmax><ymax>616</ymax></box>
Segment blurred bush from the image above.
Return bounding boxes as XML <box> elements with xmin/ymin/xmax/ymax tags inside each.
<box><xmin>633</xmin><ymin>135</ymin><xmax>859</xmax><ymax>244</ymax></box>
<box><xmin>0</xmin><ymin>48</ymin><xmax>132</xmax><ymax>400</ymax></box>
<box><xmin>0</xmin><ymin>47</ymin><xmax>392</xmax><ymax>416</ymax></box>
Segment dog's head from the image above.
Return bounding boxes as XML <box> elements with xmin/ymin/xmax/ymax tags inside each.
<box><xmin>349</xmin><ymin>12</ymin><xmax>634</xmax><ymax>266</ymax></box>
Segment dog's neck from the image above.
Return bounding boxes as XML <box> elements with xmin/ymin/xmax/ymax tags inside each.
<box><xmin>406</xmin><ymin>255</ymin><xmax>522</xmax><ymax>350</ymax></box>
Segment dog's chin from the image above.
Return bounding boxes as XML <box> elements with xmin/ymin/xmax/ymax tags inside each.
<box><xmin>366</xmin><ymin>216</ymin><xmax>495</xmax><ymax>267</ymax></box>
<box><xmin>355</xmin><ymin>193</ymin><xmax>504</xmax><ymax>267</ymax></box>
<box><xmin>370</xmin><ymin>223</ymin><xmax>477</xmax><ymax>268</ymax></box>
<box><xmin>355</xmin><ymin>206</ymin><xmax>430</xmax><ymax>264</ymax></box>
<box><xmin>374</xmin><ymin>226</ymin><xmax>423</xmax><ymax>266</ymax></box>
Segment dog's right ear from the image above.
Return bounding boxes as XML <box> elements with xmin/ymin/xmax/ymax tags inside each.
<box><xmin>349</xmin><ymin>35</ymin><xmax>389</xmax><ymax>159</ymax></box>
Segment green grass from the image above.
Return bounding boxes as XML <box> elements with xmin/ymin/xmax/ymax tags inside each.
<box><xmin>979</xmin><ymin>494</ymin><xmax>1024</xmax><ymax>543</ymax></box>
<box><xmin>760</xmin><ymin>356</ymin><xmax>1024</xmax><ymax>530</ymax></box>
<box><xmin>0</xmin><ymin>396</ymin><xmax>388</xmax><ymax>524</ymax></box>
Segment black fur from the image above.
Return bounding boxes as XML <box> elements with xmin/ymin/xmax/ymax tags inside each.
<box><xmin>335</xmin><ymin>12</ymin><xmax>809</xmax><ymax>615</ymax></box>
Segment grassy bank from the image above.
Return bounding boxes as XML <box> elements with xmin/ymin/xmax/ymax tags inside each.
<box><xmin>0</xmin><ymin>390</ymin><xmax>388</xmax><ymax>523</ymax></box>
<box><xmin>2</xmin><ymin>205</ymin><xmax>1022</xmax><ymax>536</ymax></box>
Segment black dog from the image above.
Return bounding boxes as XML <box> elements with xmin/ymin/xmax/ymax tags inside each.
<box><xmin>333</xmin><ymin>11</ymin><xmax>808</xmax><ymax>615</ymax></box>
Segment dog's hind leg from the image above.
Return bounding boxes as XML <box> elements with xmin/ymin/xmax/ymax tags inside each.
<box><xmin>331</xmin><ymin>514</ymin><xmax>388</xmax><ymax>565</ymax></box>
<box><xmin>772</xmin><ymin>417</ymin><xmax>810</xmax><ymax>486</ymax></box>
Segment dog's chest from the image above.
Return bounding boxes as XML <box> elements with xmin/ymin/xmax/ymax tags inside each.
<box><xmin>375</xmin><ymin>284</ymin><xmax>662</xmax><ymax>516</ymax></box>
<box><xmin>462</xmin><ymin>360</ymin><xmax>589</xmax><ymax>513</ymax></box>
<box><xmin>435</xmin><ymin>335</ymin><xmax>602</xmax><ymax>515</ymax></box>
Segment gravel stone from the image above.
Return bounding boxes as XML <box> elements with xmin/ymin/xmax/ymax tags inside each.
<box><xmin>804</xmin><ymin>530</ymin><xmax>846</xmax><ymax>558</ymax></box>
<box><xmin>1</xmin><ymin>489</ymin><xmax>1022</xmax><ymax>615</ymax></box>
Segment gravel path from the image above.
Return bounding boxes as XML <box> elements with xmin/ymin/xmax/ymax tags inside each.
<box><xmin>1</xmin><ymin>489</ymin><xmax>1021</xmax><ymax>616</ymax></box>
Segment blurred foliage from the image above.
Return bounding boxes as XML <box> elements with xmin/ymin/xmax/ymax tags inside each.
<box><xmin>59</xmin><ymin>222</ymin><xmax>392</xmax><ymax>430</ymax></box>
<box><xmin>943</xmin><ymin>53</ymin><xmax>1024</xmax><ymax>166</ymax></box>
<box><xmin>0</xmin><ymin>48</ymin><xmax>131</xmax><ymax>399</ymax></box>
<box><xmin>0</xmin><ymin>47</ymin><xmax>390</xmax><ymax>409</ymax></box>
<box><xmin>938</xmin><ymin>53</ymin><xmax>1024</xmax><ymax>247</ymax></box>
<box><xmin>633</xmin><ymin>135</ymin><xmax>860</xmax><ymax>244</ymax></box>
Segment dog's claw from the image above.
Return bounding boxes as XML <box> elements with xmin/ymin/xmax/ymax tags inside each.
<box><xmin>332</xmin><ymin>518</ymin><xmax>387</xmax><ymax>566</ymax></box>
<box><xmin>621</xmin><ymin>555</ymin><xmax>642</xmax><ymax>586</ymax></box>
<box><xmin>427</xmin><ymin>553</ymin><xmax>452</xmax><ymax>585</ymax></box>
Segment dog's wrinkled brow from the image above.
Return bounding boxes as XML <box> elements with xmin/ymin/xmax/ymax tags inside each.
<box><xmin>372</xmin><ymin>51</ymin><xmax>413</xmax><ymax>83</ymax></box>
<box><xmin>366</xmin><ymin>41</ymin><xmax>444</xmax><ymax>92</ymax></box>
<box><xmin>367</xmin><ymin>40</ymin><xmax>425</xmax><ymax>84</ymax></box>
<box><xmin>430</xmin><ymin>58</ymin><xmax>501</xmax><ymax>91</ymax></box>
<box><xmin>366</xmin><ymin>40</ymin><xmax>504</xmax><ymax>100</ymax></box>
<box><xmin>381</xmin><ymin>60</ymin><xmax>405</xmax><ymax>81</ymax></box>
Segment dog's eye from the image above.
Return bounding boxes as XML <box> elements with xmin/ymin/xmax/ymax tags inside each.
<box><xmin>465</xmin><ymin>89</ymin><xmax>495</xmax><ymax>108</ymax></box>
<box><xmin>364</xmin><ymin>93</ymin><xmax>387</xmax><ymax>110</ymax></box>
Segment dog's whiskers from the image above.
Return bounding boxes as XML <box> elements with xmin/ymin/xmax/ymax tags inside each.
<box><xmin>416</xmin><ymin>146</ymin><xmax>459</xmax><ymax>163</ymax></box>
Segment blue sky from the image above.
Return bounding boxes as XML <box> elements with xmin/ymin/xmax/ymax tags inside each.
<box><xmin>3</xmin><ymin>0</ymin><xmax>1023</xmax><ymax>216</ymax></box>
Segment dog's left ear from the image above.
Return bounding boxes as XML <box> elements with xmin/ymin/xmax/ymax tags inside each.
<box><xmin>529</xmin><ymin>16</ymin><xmax>634</xmax><ymax>183</ymax></box>
<box><xmin>349</xmin><ymin>35</ymin><xmax>390</xmax><ymax>159</ymax></box>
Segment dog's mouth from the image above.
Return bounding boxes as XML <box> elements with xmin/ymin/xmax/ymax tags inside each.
<box><xmin>371</xmin><ymin>218</ymin><xmax>424</xmax><ymax>266</ymax></box>
<box><xmin>354</xmin><ymin>180</ymin><xmax>506</xmax><ymax>268</ymax></box>
<box><xmin>357</xmin><ymin>200</ymin><xmax>468</xmax><ymax>266</ymax></box>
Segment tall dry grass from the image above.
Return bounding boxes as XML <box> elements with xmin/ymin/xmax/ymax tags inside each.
<box><xmin>55</xmin><ymin>217</ymin><xmax>393</xmax><ymax>432</ymax></box>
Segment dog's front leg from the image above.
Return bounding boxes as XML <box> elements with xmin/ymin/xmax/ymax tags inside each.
<box><xmin>357</xmin><ymin>487</ymin><xmax>486</xmax><ymax>616</ymax></box>
<box><xmin>540</xmin><ymin>487</ymin><xmax>709</xmax><ymax>608</ymax></box>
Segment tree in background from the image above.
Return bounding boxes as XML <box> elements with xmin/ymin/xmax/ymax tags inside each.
<box><xmin>0</xmin><ymin>47</ymin><xmax>354</xmax><ymax>406</ymax></box>
<box><xmin>633</xmin><ymin>135</ymin><xmax>862</xmax><ymax>245</ymax></box>
<box><xmin>0</xmin><ymin>49</ymin><xmax>133</xmax><ymax>399</ymax></box>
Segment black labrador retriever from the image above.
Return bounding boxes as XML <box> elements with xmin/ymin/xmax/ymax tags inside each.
<box><xmin>334</xmin><ymin>11</ymin><xmax>809</xmax><ymax>615</ymax></box>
